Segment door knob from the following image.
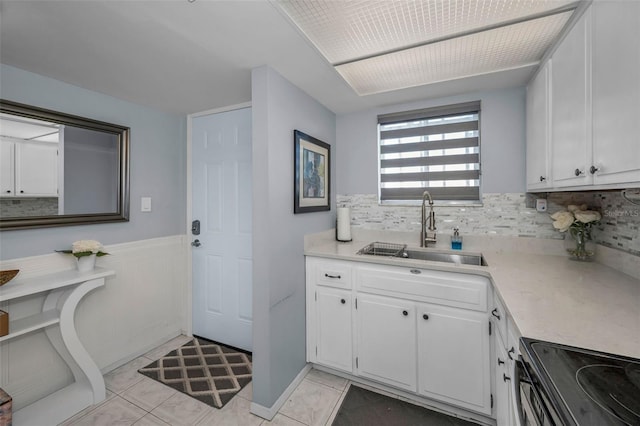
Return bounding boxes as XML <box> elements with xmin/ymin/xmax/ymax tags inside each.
<box><xmin>589</xmin><ymin>165</ymin><xmax>599</xmax><ymax>175</ymax></box>
<box><xmin>539</xmin><ymin>176</ymin><xmax>546</xmax><ymax>182</ymax></box>
<box><xmin>191</xmin><ymin>239</ymin><xmax>201</xmax><ymax>247</ymax></box>
<box><xmin>574</xmin><ymin>168</ymin><xmax>584</xmax><ymax>177</ymax></box>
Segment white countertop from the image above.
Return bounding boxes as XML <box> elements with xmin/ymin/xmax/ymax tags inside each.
<box><xmin>305</xmin><ymin>230</ymin><xmax>640</xmax><ymax>359</ymax></box>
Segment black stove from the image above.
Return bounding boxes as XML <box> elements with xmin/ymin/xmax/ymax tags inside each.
<box><xmin>518</xmin><ymin>338</ymin><xmax>640</xmax><ymax>426</ymax></box>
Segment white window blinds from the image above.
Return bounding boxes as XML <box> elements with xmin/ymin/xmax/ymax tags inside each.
<box><xmin>378</xmin><ymin>101</ymin><xmax>481</xmax><ymax>203</ymax></box>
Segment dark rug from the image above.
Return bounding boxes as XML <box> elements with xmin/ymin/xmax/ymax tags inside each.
<box><xmin>332</xmin><ymin>385</ymin><xmax>479</xmax><ymax>426</ymax></box>
<box><xmin>138</xmin><ymin>337</ymin><xmax>252</xmax><ymax>409</ymax></box>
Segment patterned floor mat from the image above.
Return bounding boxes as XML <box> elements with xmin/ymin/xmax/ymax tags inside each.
<box><xmin>138</xmin><ymin>337</ymin><xmax>252</xmax><ymax>409</ymax></box>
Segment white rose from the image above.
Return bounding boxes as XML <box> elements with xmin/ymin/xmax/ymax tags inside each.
<box><xmin>551</xmin><ymin>211</ymin><xmax>574</xmax><ymax>232</ymax></box>
<box><xmin>72</xmin><ymin>240</ymin><xmax>103</xmax><ymax>254</ymax></box>
<box><xmin>574</xmin><ymin>210</ymin><xmax>601</xmax><ymax>224</ymax></box>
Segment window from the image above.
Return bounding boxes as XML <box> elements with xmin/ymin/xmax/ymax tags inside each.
<box><xmin>378</xmin><ymin>101</ymin><xmax>481</xmax><ymax>204</ymax></box>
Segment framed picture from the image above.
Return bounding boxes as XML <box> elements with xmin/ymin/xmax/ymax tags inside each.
<box><xmin>294</xmin><ymin>130</ymin><xmax>330</xmax><ymax>213</ymax></box>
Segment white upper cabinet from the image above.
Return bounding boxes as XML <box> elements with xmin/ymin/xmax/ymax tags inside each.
<box><xmin>1</xmin><ymin>139</ymin><xmax>58</xmax><ymax>198</ymax></box>
<box><xmin>526</xmin><ymin>61</ymin><xmax>551</xmax><ymax>190</ymax></box>
<box><xmin>527</xmin><ymin>3</ymin><xmax>640</xmax><ymax>191</ymax></box>
<box><xmin>0</xmin><ymin>140</ymin><xmax>15</xmax><ymax>196</ymax></box>
<box><xmin>15</xmin><ymin>141</ymin><xmax>58</xmax><ymax>197</ymax></box>
<box><xmin>591</xmin><ymin>0</ymin><xmax>640</xmax><ymax>185</ymax></box>
<box><xmin>551</xmin><ymin>8</ymin><xmax>591</xmax><ymax>188</ymax></box>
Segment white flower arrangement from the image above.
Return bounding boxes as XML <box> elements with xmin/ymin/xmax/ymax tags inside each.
<box><xmin>57</xmin><ymin>240</ymin><xmax>109</xmax><ymax>258</ymax></box>
<box><xmin>550</xmin><ymin>204</ymin><xmax>602</xmax><ymax>233</ymax></box>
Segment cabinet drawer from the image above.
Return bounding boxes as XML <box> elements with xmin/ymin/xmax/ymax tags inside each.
<box><xmin>313</xmin><ymin>259</ymin><xmax>353</xmax><ymax>289</ymax></box>
<box><xmin>356</xmin><ymin>264</ymin><xmax>489</xmax><ymax>312</ymax></box>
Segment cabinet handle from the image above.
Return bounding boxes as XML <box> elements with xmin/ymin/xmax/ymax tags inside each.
<box><xmin>20</xmin><ymin>190</ymin><xmax>24</xmax><ymax>193</ymax></box>
<box><xmin>402</xmin><ymin>310</ymin><xmax>408</xmax><ymax>316</ymax></box>
<box><xmin>503</xmin><ymin>373</ymin><xmax>511</xmax><ymax>382</ymax></box>
<box><xmin>5</xmin><ymin>190</ymin><xmax>10</xmax><ymax>193</ymax></box>
<box><xmin>508</xmin><ymin>347</ymin><xmax>515</xmax><ymax>360</ymax></box>
<box><xmin>491</xmin><ymin>308</ymin><xmax>501</xmax><ymax>320</ymax></box>
<box><xmin>409</xmin><ymin>269</ymin><xmax>421</xmax><ymax>275</ymax></box>
<box><xmin>498</xmin><ymin>358</ymin><xmax>505</xmax><ymax>365</ymax></box>
<box><xmin>324</xmin><ymin>273</ymin><xmax>341</xmax><ymax>279</ymax></box>
<box><xmin>340</xmin><ymin>299</ymin><xmax>346</xmax><ymax>304</ymax></box>
<box><xmin>589</xmin><ymin>165</ymin><xmax>599</xmax><ymax>175</ymax></box>
<box><xmin>574</xmin><ymin>168</ymin><xmax>584</xmax><ymax>177</ymax></box>
<box><xmin>539</xmin><ymin>176</ymin><xmax>546</xmax><ymax>182</ymax></box>
<box><xmin>423</xmin><ymin>314</ymin><xmax>429</xmax><ymax>320</ymax></box>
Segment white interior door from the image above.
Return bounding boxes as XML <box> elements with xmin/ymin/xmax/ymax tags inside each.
<box><xmin>191</xmin><ymin>107</ymin><xmax>252</xmax><ymax>351</ymax></box>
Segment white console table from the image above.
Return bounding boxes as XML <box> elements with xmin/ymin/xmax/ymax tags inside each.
<box><xmin>0</xmin><ymin>267</ymin><xmax>115</xmax><ymax>425</ymax></box>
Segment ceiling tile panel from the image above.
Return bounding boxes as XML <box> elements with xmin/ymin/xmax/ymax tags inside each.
<box><xmin>276</xmin><ymin>0</ymin><xmax>575</xmax><ymax>64</ymax></box>
<box><xmin>334</xmin><ymin>11</ymin><xmax>572</xmax><ymax>95</ymax></box>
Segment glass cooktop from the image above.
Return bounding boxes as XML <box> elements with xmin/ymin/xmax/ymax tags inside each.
<box><xmin>526</xmin><ymin>339</ymin><xmax>640</xmax><ymax>425</ymax></box>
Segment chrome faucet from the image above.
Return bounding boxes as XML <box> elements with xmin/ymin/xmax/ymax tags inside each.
<box><xmin>420</xmin><ymin>191</ymin><xmax>437</xmax><ymax>247</ymax></box>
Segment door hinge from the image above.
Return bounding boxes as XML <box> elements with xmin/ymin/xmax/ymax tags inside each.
<box><xmin>356</xmin><ymin>357</ymin><xmax>358</xmax><ymax>368</ymax></box>
<box><xmin>491</xmin><ymin>393</ymin><xmax>494</xmax><ymax>409</ymax></box>
<box><xmin>315</xmin><ymin>346</ymin><xmax>317</xmax><ymax>356</ymax></box>
<box><xmin>489</xmin><ymin>321</ymin><xmax>492</xmax><ymax>336</ymax></box>
<box><xmin>355</xmin><ymin>298</ymin><xmax>357</xmax><ymax>309</ymax></box>
<box><xmin>315</xmin><ymin>291</ymin><xmax>317</xmax><ymax>301</ymax></box>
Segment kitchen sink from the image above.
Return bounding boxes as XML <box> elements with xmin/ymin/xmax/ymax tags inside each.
<box><xmin>357</xmin><ymin>242</ymin><xmax>487</xmax><ymax>266</ymax></box>
<box><xmin>399</xmin><ymin>249</ymin><xmax>487</xmax><ymax>266</ymax></box>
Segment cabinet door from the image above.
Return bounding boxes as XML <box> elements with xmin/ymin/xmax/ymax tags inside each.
<box><xmin>357</xmin><ymin>294</ymin><xmax>416</xmax><ymax>391</ymax></box>
<box><xmin>15</xmin><ymin>142</ymin><xmax>58</xmax><ymax>196</ymax></box>
<box><xmin>0</xmin><ymin>140</ymin><xmax>14</xmax><ymax>196</ymax></box>
<box><xmin>315</xmin><ymin>287</ymin><xmax>353</xmax><ymax>372</ymax></box>
<box><xmin>592</xmin><ymin>1</ymin><xmax>640</xmax><ymax>185</ymax></box>
<box><xmin>495</xmin><ymin>339</ymin><xmax>511</xmax><ymax>426</ymax></box>
<box><xmin>417</xmin><ymin>303</ymin><xmax>491</xmax><ymax>415</ymax></box>
<box><xmin>526</xmin><ymin>61</ymin><xmax>551</xmax><ymax>190</ymax></box>
<box><xmin>551</xmin><ymin>9</ymin><xmax>592</xmax><ymax>188</ymax></box>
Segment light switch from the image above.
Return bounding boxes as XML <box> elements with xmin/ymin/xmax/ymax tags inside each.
<box><xmin>141</xmin><ymin>197</ymin><xmax>152</xmax><ymax>212</ymax></box>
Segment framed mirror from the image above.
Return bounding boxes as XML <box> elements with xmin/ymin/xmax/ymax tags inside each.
<box><xmin>0</xmin><ymin>99</ymin><xmax>130</xmax><ymax>230</ymax></box>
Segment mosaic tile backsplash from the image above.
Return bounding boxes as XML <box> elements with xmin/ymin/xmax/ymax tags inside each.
<box><xmin>337</xmin><ymin>191</ymin><xmax>640</xmax><ymax>256</ymax></box>
<box><xmin>0</xmin><ymin>198</ymin><xmax>58</xmax><ymax>218</ymax></box>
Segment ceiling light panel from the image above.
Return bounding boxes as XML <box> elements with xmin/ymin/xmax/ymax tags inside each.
<box><xmin>275</xmin><ymin>0</ymin><xmax>575</xmax><ymax>64</ymax></box>
<box><xmin>336</xmin><ymin>11</ymin><xmax>572</xmax><ymax>95</ymax></box>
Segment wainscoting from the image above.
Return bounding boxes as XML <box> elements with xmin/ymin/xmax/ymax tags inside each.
<box><xmin>0</xmin><ymin>235</ymin><xmax>188</xmax><ymax>410</ymax></box>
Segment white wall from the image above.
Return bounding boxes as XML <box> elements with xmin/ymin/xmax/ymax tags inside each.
<box><xmin>251</xmin><ymin>66</ymin><xmax>336</xmax><ymax>411</ymax></box>
<box><xmin>336</xmin><ymin>87</ymin><xmax>526</xmax><ymax>195</ymax></box>
<box><xmin>0</xmin><ymin>64</ymin><xmax>187</xmax><ymax>260</ymax></box>
<box><xmin>0</xmin><ymin>236</ymin><xmax>187</xmax><ymax>410</ymax></box>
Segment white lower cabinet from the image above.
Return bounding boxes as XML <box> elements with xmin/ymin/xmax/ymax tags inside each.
<box><xmin>306</xmin><ymin>256</ymin><xmax>494</xmax><ymax>419</ymax></box>
<box><xmin>315</xmin><ymin>287</ymin><xmax>353</xmax><ymax>372</ymax></box>
<box><xmin>357</xmin><ymin>293</ymin><xmax>416</xmax><ymax>391</ymax></box>
<box><xmin>492</xmin><ymin>293</ymin><xmax>522</xmax><ymax>426</ymax></box>
<box><xmin>495</xmin><ymin>341</ymin><xmax>512</xmax><ymax>426</ymax></box>
<box><xmin>417</xmin><ymin>303</ymin><xmax>491</xmax><ymax>415</ymax></box>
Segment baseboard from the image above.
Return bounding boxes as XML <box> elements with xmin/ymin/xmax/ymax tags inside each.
<box><xmin>250</xmin><ymin>363</ymin><xmax>312</xmax><ymax>421</ymax></box>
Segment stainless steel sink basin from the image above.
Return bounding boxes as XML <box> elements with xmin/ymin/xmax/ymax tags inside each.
<box><xmin>399</xmin><ymin>249</ymin><xmax>487</xmax><ymax>266</ymax></box>
<box><xmin>357</xmin><ymin>242</ymin><xmax>487</xmax><ymax>266</ymax></box>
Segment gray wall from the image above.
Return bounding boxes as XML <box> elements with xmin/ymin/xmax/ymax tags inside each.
<box><xmin>0</xmin><ymin>64</ymin><xmax>186</xmax><ymax>259</ymax></box>
<box><xmin>336</xmin><ymin>87</ymin><xmax>526</xmax><ymax>195</ymax></box>
<box><xmin>251</xmin><ymin>66</ymin><xmax>336</xmax><ymax>409</ymax></box>
<box><xmin>64</xmin><ymin>127</ymin><xmax>118</xmax><ymax>214</ymax></box>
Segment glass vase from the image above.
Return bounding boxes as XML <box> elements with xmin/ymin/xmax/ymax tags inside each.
<box><xmin>566</xmin><ymin>227</ymin><xmax>594</xmax><ymax>261</ymax></box>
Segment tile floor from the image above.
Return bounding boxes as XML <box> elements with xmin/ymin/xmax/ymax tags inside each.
<box><xmin>58</xmin><ymin>335</ymin><xmax>353</xmax><ymax>426</ymax></box>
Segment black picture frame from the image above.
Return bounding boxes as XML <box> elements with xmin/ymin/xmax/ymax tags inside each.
<box><xmin>294</xmin><ymin>130</ymin><xmax>330</xmax><ymax>213</ymax></box>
